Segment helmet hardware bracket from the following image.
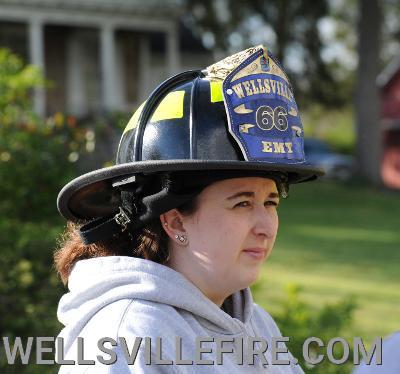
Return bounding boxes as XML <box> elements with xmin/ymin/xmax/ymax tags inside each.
<box><xmin>114</xmin><ymin>207</ymin><xmax>131</xmax><ymax>232</ymax></box>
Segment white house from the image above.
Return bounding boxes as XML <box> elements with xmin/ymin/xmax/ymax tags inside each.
<box><xmin>0</xmin><ymin>0</ymin><xmax>211</xmax><ymax>117</ymax></box>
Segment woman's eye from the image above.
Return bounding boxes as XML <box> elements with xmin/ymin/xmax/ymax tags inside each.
<box><xmin>264</xmin><ymin>200</ymin><xmax>278</xmax><ymax>207</ymax></box>
<box><xmin>234</xmin><ymin>201</ymin><xmax>251</xmax><ymax>208</ymax></box>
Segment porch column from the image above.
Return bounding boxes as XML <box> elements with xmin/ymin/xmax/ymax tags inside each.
<box><xmin>138</xmin><ymin>34</ymin><xmax>150</xmax><ymax>102</ymax></box>
<box><xmin>115</xmin><ymin>36</ymin><xmax>126</xmax><ymax>110</ymax></box>
<box><xmin>28</xmin><ymin>17</ymin><xmax>45</xmax><ymax>116</ymax></box>
<box><xmin>166</xmin><ymin>24</ymin><xmax>180</xmax><ymax>76</ymax></box>
<box><xmin>100</xmin><ymin>24</ymin><xmax>122</xmax><ymax>112</ymax></box>
<box><xmin>66</xmin><ymin>32</ymin><xmax>87</xmax><ymax>117</ymax></box>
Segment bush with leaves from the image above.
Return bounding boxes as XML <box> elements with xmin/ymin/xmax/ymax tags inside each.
<box><xmin>0</xmin><ymin>48</ymin><xmax>91</xmax><ymax>372</ymax></box>
<box><xmin>0</xmin><ymin>114</ymin><xmax>91</xmax><ymax>221</ymax></box>
<box><xmin>273</xmin><ymin>284</ymin><xmax>357</xmax><ymax>374</ymax></box>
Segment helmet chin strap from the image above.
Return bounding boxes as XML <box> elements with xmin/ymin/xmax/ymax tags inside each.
<box><xmin>78</xmin><ymin>211</ymin><xmax>130</xmax><ymax>245</ymax></box>
<box><xmin>78</xmin><ymin>173</ymin><xmax>200</xmax><ymax>245</ymax></box>
<box><xmin>78</xmin><ymin>171</ymin><xmax>289</xmax><ymax>245</ymax></box>
<box><xmin>78</xmin><ymin>192</ymin><xmax>200</xmax><ymax>246</ymax></box>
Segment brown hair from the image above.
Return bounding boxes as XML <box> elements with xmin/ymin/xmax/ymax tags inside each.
<box><xmin>54</xmin><ymin>199</ymin><xmax>198</xmax><ymax>285</ymax></box>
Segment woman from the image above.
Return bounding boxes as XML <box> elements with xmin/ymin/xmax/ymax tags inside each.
<box><xmin>55</xmin><ymin>45</ymin><xmax>323</xmax><ymax>373</ymax></box>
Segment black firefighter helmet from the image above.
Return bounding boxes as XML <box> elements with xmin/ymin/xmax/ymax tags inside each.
<box><xmin>57</xmin><ymin>45</ymin><xmax>324</xmax><ymax>244</ymax></box>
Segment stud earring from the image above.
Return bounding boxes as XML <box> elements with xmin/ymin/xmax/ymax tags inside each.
<box><xmin>164</xmin><ymin>222</ymin><xmax>168</xmax><ymax>226</ymax></box>
<box><xmin>174</xmin><ymin>234</ymin><xmax>188</xmax><ymax>244</ymax></box>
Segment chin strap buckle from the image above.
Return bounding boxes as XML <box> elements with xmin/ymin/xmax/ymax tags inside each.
<box><xmin>114</xmin><ymin>207</ymin><xmax>131</xmax><ymax>231</ymax></box>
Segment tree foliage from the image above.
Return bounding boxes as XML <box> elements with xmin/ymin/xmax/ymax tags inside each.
<box><xmin>183</xmin><ymin>0</ymin><xmax>350</xmax><ymax>107</ymax></box>
<box><xmin>0</xmin><ymin>48</ymin><xmax>43</xmax><ymax>125</ymax></box>
<box><xmin>184</xmin><ymin>0</ymin><xmax>400</xmax><ymax>110</ymax></box>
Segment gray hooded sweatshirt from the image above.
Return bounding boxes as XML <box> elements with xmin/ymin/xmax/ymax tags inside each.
<box><xmin>57</xmin><ymin>256</ymin><xmax>304</xmax><ymax>373</ymax></box>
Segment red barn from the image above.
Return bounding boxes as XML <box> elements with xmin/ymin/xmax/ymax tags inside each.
<box><xmin>378</xmin><ymin>57</ymin><xmax>400</xmax><ymax>189</ymax></box>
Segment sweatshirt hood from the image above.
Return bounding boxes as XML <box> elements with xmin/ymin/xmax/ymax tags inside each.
<box><xmin>57</xmin><ymin>256</ymin><xmax>254</xmax><ymax>351</ymax></box>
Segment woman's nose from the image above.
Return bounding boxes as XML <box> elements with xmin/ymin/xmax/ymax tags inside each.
<box><xmin>252</xmin><ymin>205</ymin><xmax>278</xmax><ymax>238</ymax></box>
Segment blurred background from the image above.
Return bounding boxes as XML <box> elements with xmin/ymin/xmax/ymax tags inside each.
<box><xmin>0</xmin><ymin>0</ymin><xmax>399</xmax><ymax>373</ymax></box>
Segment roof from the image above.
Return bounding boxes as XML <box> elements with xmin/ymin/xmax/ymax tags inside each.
<box><xmin>0</xmin><ymin>0</ymin><xmax>180</xmax><ymax>16</ymax></box>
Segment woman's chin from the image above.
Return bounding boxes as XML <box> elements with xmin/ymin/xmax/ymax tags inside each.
<box><xmin>234</xmin><ymin>270</ymin><xmax>262</xmax><ymax>291</ymax></box>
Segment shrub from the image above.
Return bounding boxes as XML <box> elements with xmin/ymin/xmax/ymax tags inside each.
<box><xmin>274</xmin><ymin>284</ymin><xmax>357</xmax><ymax>373</ymax></box>
<box><xmin>0</xmin><ymin>48</ymin><xmax>88</xmax><ymax>373</ymax></box>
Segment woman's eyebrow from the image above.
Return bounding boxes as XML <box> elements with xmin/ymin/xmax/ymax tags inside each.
<box><xmin>227</xmin><ymin>191</ymin><xmax>279</xmax><ymax>200</ymax></box>
<box><xmin>227</xmin><ymin>191</ymin><xmax>254</xmax><ymax>200</ymax></box>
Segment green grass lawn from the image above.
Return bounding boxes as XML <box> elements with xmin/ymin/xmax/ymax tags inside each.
<box><xmin>253</xmin><ymin>179</ymin><xmax>400</xmax><ymax>343</ymax></box>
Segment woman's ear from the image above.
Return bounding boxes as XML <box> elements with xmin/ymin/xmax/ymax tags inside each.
<box><xmin>160</xmin><ymin>209</ymin><xmax>188</xmax><ymax>245</ymax></box>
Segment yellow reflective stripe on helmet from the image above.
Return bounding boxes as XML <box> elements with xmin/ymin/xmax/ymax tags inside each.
<box><xmin>123</xmin><ymin>101</ymin><xmax>146</xmax><ymax>134</ymax></box>
<box><xmin>123</xmin><ymin>90</ymin><xmax>185</xmax><ymax>134</ymax></box>
<box><xmin>150</xmin><ymin>91</ymin><xmax>185</xmax><ymax>122</ymax></box>
<box><xmin>210</xmin><ymin>80</ymin><xmax>223</xmax><ymax>103</ymax></box>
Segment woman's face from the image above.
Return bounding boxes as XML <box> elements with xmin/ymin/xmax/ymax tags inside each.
<box><xmin>165</xmin><ymin>177</ymin><xmax>279</xmax><ymax>305</ymax></box>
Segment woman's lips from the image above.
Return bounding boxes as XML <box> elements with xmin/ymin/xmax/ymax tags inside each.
<box><xmin>242</xmin><ymin>248</ymin><xmax>266</xmax><ymax>260</ymax></box>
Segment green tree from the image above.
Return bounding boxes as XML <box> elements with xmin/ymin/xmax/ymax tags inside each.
<box><xmin>183</xmin><ymin>0</ymin><xmax>348</xmax><ymax>107</ymax></box>
<box><xmin>0</xmin><ymin>48</ymin><xmax>43</xmax><ymax>125</ymax></box>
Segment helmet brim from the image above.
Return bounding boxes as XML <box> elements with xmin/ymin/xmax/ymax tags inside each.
<box><xmin>58</xmin><ymin>160</ymin><xmax>324</xmax><ymax>222</ymax></box>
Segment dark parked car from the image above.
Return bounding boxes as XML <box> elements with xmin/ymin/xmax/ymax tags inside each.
<box><xmin>304</xmin><ymin>138</ymin><xmax>355</xmax><ymax>181</ymax></box>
